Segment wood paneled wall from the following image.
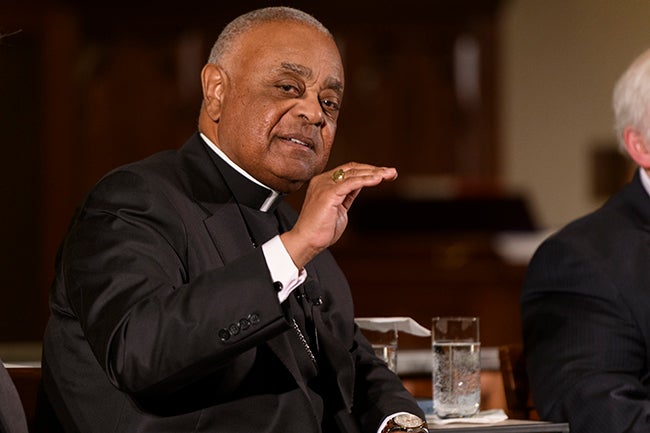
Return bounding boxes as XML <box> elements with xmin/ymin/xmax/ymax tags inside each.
<box><xmin>0</xmin><ymin>0</ymin><xmax>511</xmax><ymax>342</ymax></box>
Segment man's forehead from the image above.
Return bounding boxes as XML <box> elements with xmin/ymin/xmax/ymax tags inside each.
<box><xmin>240</xmin><ymin>20</ymin><xmax>338</xmax><ymax>57</ymax></box>
<box><xmin>234</xmin><ymin>23</ymin><xmax>343</xmax><ymax>81</ymax></box>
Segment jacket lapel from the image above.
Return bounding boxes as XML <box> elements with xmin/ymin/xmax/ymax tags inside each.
<box><xmin>176</xmin><ymin>134</ymin><xmax>255</xmax><ymax>264</ymax></box>
<box><xmin>179</xmin><ymin>134</ymin><xmax>345</xmax><ymax>422</ymax></box>
<box><xmin>202</xmin><ymin>203</ymin><xmax>253</xmax><ymax>264</ymax></box>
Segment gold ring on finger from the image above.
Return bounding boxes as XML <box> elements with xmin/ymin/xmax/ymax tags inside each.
<box><xmin>331</xmin><ymin>169</ymin><xmax>345</xmax><ymax>183</ymax></box>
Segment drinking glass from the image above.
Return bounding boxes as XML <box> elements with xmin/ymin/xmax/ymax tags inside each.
<box><xmin>363</xmin><ymin>327</ymin><xmax>398</xmax><ymax>372</ymax></box>
<box><xmin>431</xmin><ymin>316</ymin><xmax>480</xmax><ymax>418</ymax></box>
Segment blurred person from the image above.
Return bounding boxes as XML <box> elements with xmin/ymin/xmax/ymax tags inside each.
<box><xmin>40</xmin><ymin>6</ymin><xmax>427</xmax><ymax>433</ymax></box>
<box><xmin>522</xmin><ymin>48</ymin><xmax>650</xmax><ymax>433</ymax></box>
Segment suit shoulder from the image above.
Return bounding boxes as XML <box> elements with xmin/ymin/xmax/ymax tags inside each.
<box><xmin>110</xmin><ymin>149</ymin><xmax>180</xmax><ymax>179</ymax></box>
<box><xmin>90</xmin><ymin>149</ymin><xmax>183</xmax><ymax>193</ymax></box>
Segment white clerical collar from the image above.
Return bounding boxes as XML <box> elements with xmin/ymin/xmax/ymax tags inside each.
<box><xmin>200</xmin><ymin>132</ymin><xmax>280</xmax><ymax>212</ymax></box>
<box><xmin>639</xmin><ymin>167</ymin><xmax>650</xmax><ymax>199</ymax></box>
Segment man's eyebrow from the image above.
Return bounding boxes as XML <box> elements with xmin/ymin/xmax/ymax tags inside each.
<box><xmin>324</xmin><ymin>77</ymin><xmax>344</xmax><ymax>96</ymax></box>
<box><xmin>280</xmin><ymin>62</ymin><xmax>344</xmax><ymax>96</ymax></box>
<box><xmin>281</xmin><ymin>62</ymin><xmax>312</xmax><ymax>79</ymax></box>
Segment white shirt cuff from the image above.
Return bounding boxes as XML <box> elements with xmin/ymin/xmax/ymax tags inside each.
<box><xmin>261</xmin><ymin>235</ymin><xmax>307</xmax><ymax>303</ymax></box>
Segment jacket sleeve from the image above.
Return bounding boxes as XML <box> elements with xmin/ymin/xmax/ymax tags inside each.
<box><xmin>351</xmin><ymin>326</ymin><xmax>426</xmax><ymax>433</ymax></box>
<box><xmin>60</xmin><ymin>169</ymin><xmax>290</xmax><ymax>396</ymax></box>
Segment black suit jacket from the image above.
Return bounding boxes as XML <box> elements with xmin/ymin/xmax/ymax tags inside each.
<box><xmin>521</xmin><ymin>170</ymin><xmax>650</xmax><ymax>433</ymax></box>
<box><xmin>42</xmin><ymin>133</ymin><xmax>422</xmax><ymax>433</ymax></box>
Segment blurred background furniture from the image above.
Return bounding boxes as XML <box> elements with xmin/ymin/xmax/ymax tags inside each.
<box><xmin>4</xmin><ymin>364</ymin><xmax>64</xmax><ymax>433</ymax></box>
<box><xmin>0</xmin><ymin>359</ymin><xmax>29</xmax><ymax>433</ymax></box>
<box><xmin>0</xmin><ymin>0</ymin><xmax>505</xmax><ymax>343</ymax></box>
<box><xmin>498</xmin><ymin>344</ymin><xmax>538</xmax><ymax>420</ymax></box>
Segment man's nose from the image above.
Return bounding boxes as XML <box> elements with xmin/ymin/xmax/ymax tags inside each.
<box><xmin>297</xmin><ymin>95</ymin><xmax>324</xmax><ymax>127</ymax></box>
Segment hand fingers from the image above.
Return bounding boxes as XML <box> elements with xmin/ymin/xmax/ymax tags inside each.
<box><xmin>329</xmin><ymin>163</ymin><xmax>398</xmax><ymax>185</ymax></box>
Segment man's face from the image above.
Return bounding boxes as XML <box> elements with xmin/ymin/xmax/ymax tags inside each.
<box><xmin>208</xmin><ymin>21</ymin><xmax>344</xmax><ymax>193</ymax></box>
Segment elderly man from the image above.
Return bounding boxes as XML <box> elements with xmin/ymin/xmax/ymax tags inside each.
<box><xmin>522</xmin><ymin>48</ymin><xmax>650</xmax><ymax>433</ymax></box>
<box><xmin>40</xmin><ymin>6</ymin><xmax>426</xmax><ymax>433</ymax></box>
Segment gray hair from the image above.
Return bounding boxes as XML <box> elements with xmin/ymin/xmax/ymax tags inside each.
<box><xmin>207</xmin><ymin>7</ymin><xmax>333</xmax><ymax>65</ymax></box>
<box><xmin>613</xmin><ymin>49</ymin><xmax>650</xmax><ymax>150</ymax></box>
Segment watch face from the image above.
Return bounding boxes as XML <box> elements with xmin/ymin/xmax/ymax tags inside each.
<box><xmin>394</xmin><ymin>413</ymin><xmax>424</xmax><ymax>428</ymax></box>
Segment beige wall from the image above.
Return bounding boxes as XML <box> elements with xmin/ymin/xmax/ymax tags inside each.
<box><xmin>500</xmin><ymin>0</ymin><xmax>650</xmax><ymax>227</ymax></box>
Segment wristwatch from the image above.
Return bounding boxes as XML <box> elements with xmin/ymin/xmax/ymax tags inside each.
<box><xmin>384</xmin><ymin>413</ymin><xmax>428</xmax><ymax>432</ymax></box>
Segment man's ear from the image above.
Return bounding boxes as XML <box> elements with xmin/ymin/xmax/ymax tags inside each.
<box><xmin>624</xmin><ymin>127</ymin><xmax>650</xmax><ymax>169</ymax></box>
<box><xmin>201</xmin><ymin>64</ymin><xmax>225</xmax><ymax>121</ymax></box>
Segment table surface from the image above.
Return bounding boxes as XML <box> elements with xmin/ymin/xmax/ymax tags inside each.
<box><xmin>427</xmin><ymin>419</ymin><xmax>569</xmax><ymax>432</ymax></box>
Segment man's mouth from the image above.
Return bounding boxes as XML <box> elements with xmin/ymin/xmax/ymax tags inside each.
<box><xmin>284</xmin><ymin>137</ymin><xmax>313</xmax><ymax>149</ymax></box>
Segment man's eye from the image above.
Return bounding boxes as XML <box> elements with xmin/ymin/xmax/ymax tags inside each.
<box><xmin>321</xmin><ymin>98</ymin><xmax>340</xmax><ymax>113</ymax></box>
<box><xmin>278</xmin><ymin>84</ymin><xmax>299</xmax><ymax>94</ymax></box>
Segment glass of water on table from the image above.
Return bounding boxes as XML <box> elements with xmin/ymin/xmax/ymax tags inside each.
<box><xmin>363</xmin><ymin>326</ymin><xmax>398</xmax><ymax>372</ymax></box>
<box><xmin>431</xmin><ymin>316</ymin><xmax>480</xmax><ymax>418</ymax></box>
<box><xmin>356</xmin><ymin>317</ymin><xmax>432</xmax><ymax>374</ymax></box>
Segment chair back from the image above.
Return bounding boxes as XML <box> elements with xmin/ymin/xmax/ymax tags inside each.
<box><xmin>498</xmin><ymin>344</ymin><xmax>538</xmax><ymax>420</ymax></box>
<box><xmin>0</xmin><ymin>359</ymin><xmax>29</xmax><ymax>433</ymax></box>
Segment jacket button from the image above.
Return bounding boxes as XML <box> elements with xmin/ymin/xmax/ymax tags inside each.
<box><xmin>228</xmin><ymin>323</ymin><xmax>240</xmax><ymax>335</ymax></box>
<box><xmin>249</xmin><ymin>313</ymin><xmax>260</xmax><ymax>324</ymax></box>
<box><xmin>273</xmin><ymin>281</ymin><xmax>283</xmax><ymax>292</ymax></box>
<box><xmin>218</xmin><ymin>329</ymin><xmax>230</xmax><ymax>342</ymax></box>
<box><xmin>239</xmin><ymin>318</ymin><xmax>251</xmax><ymax>330</ymax></box>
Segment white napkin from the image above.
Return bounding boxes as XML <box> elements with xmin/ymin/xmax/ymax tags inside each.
<box><xmin>354</xmin><ymin>317</ymin><xmax>431</xmax><ymax>337</ymax></box>
<box><xmin>426</xmin><ymin>409</ymin><xmax>508</xmax><ymax>425</ymax></box>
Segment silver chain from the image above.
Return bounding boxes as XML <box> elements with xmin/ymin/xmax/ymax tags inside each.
<box><xmin>291</xmin><ymin>318</ymin><xmax>317</xmax><ymax>365</ymax></box>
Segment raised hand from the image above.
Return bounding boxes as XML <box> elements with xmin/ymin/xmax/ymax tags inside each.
<box><xmin>280</xmin><ymin>162</ymin><xmax>398</xmax><ymax>269</ymax></box>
